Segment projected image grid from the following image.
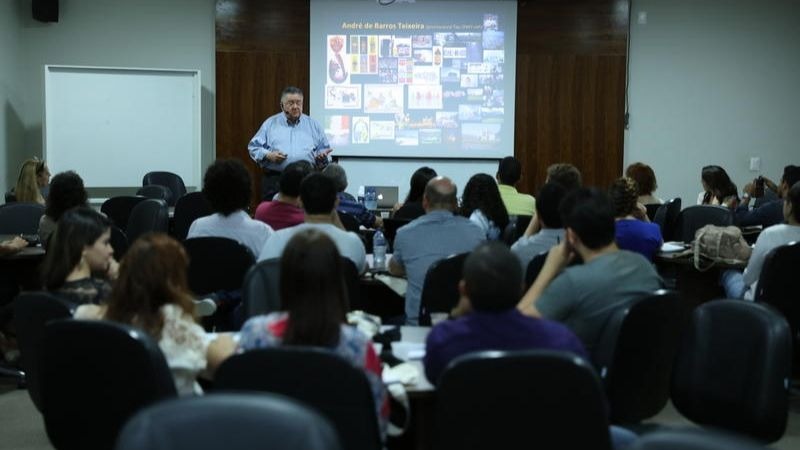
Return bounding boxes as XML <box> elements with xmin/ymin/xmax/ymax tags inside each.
<box><xmin>323</xmin><ymin>13</ymin><xmax>506</xmax><ymax>154</ymax></box>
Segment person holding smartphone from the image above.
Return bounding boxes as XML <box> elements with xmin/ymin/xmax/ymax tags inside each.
<box><xmin>248</xmin><ymin>86</ymin><xmax>333</xmax><ymax>200</ymax></box>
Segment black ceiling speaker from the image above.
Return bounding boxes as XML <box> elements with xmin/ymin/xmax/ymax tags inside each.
<box><xmin>33</xmin><ymin>0</ymin><xmax>59</xmax><ymax>23</ymax></box>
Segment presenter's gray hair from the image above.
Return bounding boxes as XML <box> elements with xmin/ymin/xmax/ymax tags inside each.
<box><xmin>321</xmin><ymin>164</ymin><xmax>348</xmax><ymax>193</ymax></box>
<box><xmin>281</xmin><ymin>86</ymin><xmax>304</xmax><ymax>100</ymax></box>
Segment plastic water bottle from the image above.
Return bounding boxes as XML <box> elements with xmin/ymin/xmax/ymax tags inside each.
<box><xmin>373</xmin><ymin>230</ymin><xmax>387</xmax><ymax>270</ymax></box>
<box><xmin>357</xmin><ymin>185</ymin><xmax>365</xmax><ymax>206</ymax></box>
<box><xmin>365</xmin><ymin>187</ymin><xmax>378</xmax><ymax>211</ymax></box>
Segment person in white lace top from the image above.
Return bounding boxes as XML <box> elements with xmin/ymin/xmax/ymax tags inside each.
<box><xmin>74</xmin><ymin>233</ymin><xmax>227</xmax><ymax>395</ymax></box>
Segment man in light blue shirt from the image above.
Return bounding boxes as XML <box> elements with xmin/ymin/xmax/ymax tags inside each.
<box><xmin>389</xmin><ymin>176</ymin><xmax>485</xmax><ymax>325</ymax></box>
<box><xmin>248</xmin><ymin>86</ymin><xmax>332</xmax><ymax>199</ymax></box>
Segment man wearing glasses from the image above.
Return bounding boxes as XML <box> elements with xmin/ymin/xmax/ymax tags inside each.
<box><xmin>248</xmin><ymin>86</ymin><xmax>333</xmax><ymax>200</ymax></box>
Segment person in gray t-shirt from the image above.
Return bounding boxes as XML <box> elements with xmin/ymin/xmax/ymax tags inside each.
<box><xmin>518</xmin><ymin>188</ymin><xmax>662</xmax><ymax>352</ymax></box>
<box><xmin>511</xmin><ymin>182</ymin><xmax>567</xmax><ymax>273</ymax></box>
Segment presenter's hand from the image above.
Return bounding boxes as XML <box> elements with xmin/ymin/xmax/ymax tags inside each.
<box><xmin>315</xmin><ymin>148</ymin><xmax>333</xmax><ymax>161</ymax></box>
<box><xmin>266</xmin><ymin>151</ymin><xmax>287</xmax><ymax>163</ymax></box>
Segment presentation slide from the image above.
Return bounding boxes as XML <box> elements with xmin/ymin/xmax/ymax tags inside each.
<box><xmin>310</xmin><ymin>0</ymin><xmax>517</xmax><ymax>159</ymax></box>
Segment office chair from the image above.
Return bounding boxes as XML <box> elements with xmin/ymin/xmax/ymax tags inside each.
<box><xmin>0</xmin><ymin>202</ymin><xmax>45</xmax><ymax>234</ymax></box>
<box><xmin>125</xmin><ymin>198</ymin><xmax>169</xmax><ymax>244</ymax></box>
<box><xmin>418</xmin><ymin>252</ymin><xmax>469</xmax><ymax>326</ymax></box>
<box><xmin>101</xmin><ymin>196</ymin><xmax>147</xmax><ymax>231</ymax></box>
<box><xmin>142</xmin><ymin>171</ymin><xmax>187</xmax><ymax>207</ymax></box>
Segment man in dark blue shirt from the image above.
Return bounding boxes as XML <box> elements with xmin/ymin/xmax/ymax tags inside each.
<box><xmin>321</xmin><ymin>163</ymin><xmax>382</xmax><ymax>229</ymax></box>
<box><xmin>735</xmin><ymin>165</ymin><xmax>799</xmax><ymax>228</ymax></box>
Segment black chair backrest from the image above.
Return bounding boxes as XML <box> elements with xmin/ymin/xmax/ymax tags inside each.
<box><xmin>215</xmin><ymin>348</ymin><xmax>381</xmax><ymax>450</ymax></box>
<box><xmin>183</xmin><ymin>237</ymin><xmax>255</xmax><ymax>296</ymax></box>
<box><xmin>242</xmin><ymin>258</ymin><xmax>282</xmax><ymax>319</ymax></box>
<box><xmin>628</xmin><ymin>428</ymin><xmax>768</xmax><ymax>450</ymax></box>
<box><xmin>13</xmin><ymin>291</ymin><xmax>74</xmax><ymax>412</ymax></box>
<box><xmin>4</xmin><ymin>190</ymin><xmax>17</xmax><ymax>203</ymax></box>
<box><xmin>172</xmin><ymin>192</ymin><xmax>212</xmax><ymax>241</ymax></box>
<box><xmin>653</xmin><ymin>197</ymin><xmax>681</xmax><ymax>241</ymax></box>
<box><xmin>675</xmin><ymin>205</ymin><xmax>733</xmax><ymax>243</ymax></box>
<box><xmin>591</xmin><ymin>290</ymin><xmax>689</xmax><ymax>424</ymax></box>
<box><xmin>341</xmin><ymin>257</ymin><xmax>361</xmax><ymax>309</ymax></box>
<box><xmin>126</xmin><ymin>198</ymin><xmax>169</xmax><ymax>244</ymax></box>
<box><xmin>101</xmin><ymin>196</ymin><xmax>147</xmax><ymax>231</ymax></box>
<box><xmin>338</xmin><ymin>212</ymin><xmax>360</xmax><ymax>232</ymax></box>
<box><xmin>671</xmin><ymin>300</ymin><xmax>791</xmax><ymax>443</ymax></box>
<box><xmin>382</xmin><ymin>217</ymin><xmax>410</xmax><ymax>250</ymax></box>
<box><xmin>755</xmin><ymin>242</ymin><xmax>800</xmax><ymax>326</ymax></box>
<box><xmin>644</xmin><ymin>203</ymin><xmax>661</xmax><ymax>222</ymax></box>
<box><xmin>142</xmin><ymin>171</ymin><xmax>187</xmax><ymax>207</ymax></box>
<box><xmin>42</xmin><ymin>319</ymin><xmax>177</xmax><ymax>450</ymax></box>
<box><xmin>435</xmin><ymin>350</ymin><xmax>611</xmax><ymax>450</ymax></box>
<box><xmin>0</xmin><ymin>202</ymin><xmax>45</xmax><ymax>234</ymax></box>
<box><xmin>115</xmin><ymin>393</ymin><xmax>342</xmax><ymax>450</ymax></box>
<box><xmin>110</xmin><ymin>225</ymin><xmax>129</xmax><ymax>259</ymax></box>
<box><xmin>418</xmin><ymin>252</ymin><xmax>469</xmax><ymax>326</ymax></box>
<box><xmin>504</xmin><ymin>215</ymin><xmax>533</xmax><ymax>245</ymax></box>
<box><xmin>524</xmin><ymin>251</ymin><xmax>548</xmax><ymax>288</ymax></box>
<box><xmin>136</xmin><ymin>184</ymin><xmax>172</xmax><ymax>202</ymax></box>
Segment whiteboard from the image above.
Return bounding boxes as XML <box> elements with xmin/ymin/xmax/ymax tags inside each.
<box><xmin>44</xmin><ymin>65</ymin><xmax>202</xmax><ymax>189</ymax></box>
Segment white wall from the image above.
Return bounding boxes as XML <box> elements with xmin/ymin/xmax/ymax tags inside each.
<box><xmin>0</xmin><ymin>1</ymin><xmax>24</xmax><ymax>191</ymax></box>
<box><xmin>7</xmin><ymin>0</ymin><xmax>216</xmax><ymax>193</ymax></box>
<box><xmin>625</xmin><ymin>0</ymin><xmax>800</xmax><ymax>206</ymax></box>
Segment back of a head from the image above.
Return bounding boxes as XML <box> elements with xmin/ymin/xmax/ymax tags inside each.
<box><xmin>608</xmin><ymin>177</ymin><xmax>638</xmax><ymax>218</ymax></box>
<box><xmin>461</xmin><ymin>173</ymin><xmax>509</xmax><ymax>229</ymax></box>
<box><xmin>15</xmin><ymin>159</ymin><xmax>43</xmax><ymax>203</ymax></box>
<box><xmin>701</xmin><ymin>165</ymin><xmax>735</xmax><ymax>193</ymax></box>
<box><xmin>424</xmin><ymin>176</ymin><xmax>458</xmax><ymax>212</ymax></box>
<box><xmin>782</xmin><ymin>165</ymin><xmax>800</xmax><ymax>190</ymax></box>
<box><xmin>300</xmin><ymin>173</ymin><xmax>337</xmax><ymax>215</ymax></box>
<box><xmin>279</xmin><ymin>161</ymin><xmax>313</xmax><ymax>198</ymax></box>
<box><xmin>536</xmin><ymin>182</ymin><xmax>567</xmax><ymax>229</ymax></box>
<box><xmin>624</xmin><ymin>162</ymin><xmax>657</xmax><ymax>197</ymax></box>
<box><xmin>280</xmin><ymin>229</ymin><xmax>347</xmax><ymax>347</ymax></box>
<box><xmin>45</xmin><ymin>171</ymin><xmax>88</xmax><ymax>220</ymax></box>
<box><xmin>321</xmin><ymin>163</ymin><xmax>348</xmax><ymax>193</ymax></box>
<box><xmin>546</xmin><ymin>163</ymin><xmax>582</xmax><ymax>192</ymax></box>
<box><xmin>559</xmin><ymin>188</ymin><xmax>616</xmax><ymax>250</ymax></box>
<box><xmin>787</xmin><ymin>181</ymin><xmax>800</xmax><ymax>223</ymax></box>
<box><xmin>106</xmin><ymin>233</ymin><xmax>193</xmax><ymax>338</ymax></box>
<box><xmin>42</xmin><ymin>207</ymin><xmax>111</xmax><ymax>290</ymax></box>
<box><xmin>463</xmin><ymin>242</ymin><xmax>523</xmax><ymax>311</ymax></box>
<box><xmin>202</xmin><ymin>159</ymin><xmax>251</xmax><ymax>216</ymax></box>
<box><xmin>407</xmin><ymin>166</ymin><xmax>437</xmax><ymax>203</ymax></box>
<box><xmin>497</xmin><ymin>156</ymin><xmax>522</xmax><ymax>185</ymax></box>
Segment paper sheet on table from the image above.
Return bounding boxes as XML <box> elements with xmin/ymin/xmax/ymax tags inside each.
<box><xmin>660</xmin><ymin>242</ymin><xmax>687</xmax><ymax>253</ymax></box>
<box><xmin>374</xmin><ymin>274</ymin><xmax>407</xmax><ymax>297</ymax></box>
<box><xmin>392</xmin><ymin>342</ymin><xmax>426</xmax><ymax>361</ymax></box>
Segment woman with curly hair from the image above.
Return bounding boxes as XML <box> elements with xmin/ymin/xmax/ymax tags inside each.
<box><xmin>74</xmin><ymin>233</ymin><xmax>230</xmax><ymax>395</ymax></box>
<box><xmin>624</xmin><ymin>162</ymin><xmax>662</xmax><ymax>205</ymax></box>
<box><xmin>38</xmin><ymin>171</ymin><xmax>89</xmax><ymax>247</ymax></box>
<box><xmin>460</xmin><ymin>173</ymin><xmax>509</xmax><ymax>240</ymax></box>
<box><xmin>699</xmin><ymin>165</ymin><xmax>739</xmax><ymax>206</ymax></box>
<box><xmin>609</xmin><ymin>177</ymin><xmax>662</xmax><ymax>260</ymax></box>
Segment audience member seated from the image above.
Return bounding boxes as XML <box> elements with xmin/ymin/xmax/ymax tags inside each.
<box><xmin>517</xmin><ymin>188</ymin><xmax>663</xmax><ymax>352</ymax></box>
<box><xmin>38</xmin><ymin>171</ymin><xmax>89</xmax><ymax>247</ymax></box>
<box><xmin>237</xmin><ymin>229</ymin><xmax>388</xmax><ymax>434</ymax></box>
<box><xmin>322</xmin><ymin>163</ymin><xmax>382</xmax><ymax>229</ymax></box>
<box><xmin>511</xmin><ymin>183</ymin><xmax>567</xmax><ymax>272</ymax></box>
<box><xmin>13</xmin><ymin>158</ymin><xmax>49</xmax><ymax>205</ymax></box>
<box><xmin>625</xmin><ymin>162</ymin><xmax>662</xmax><ymax>205</ymax></box>
<box><xmin>74</xmin><ymin>233</ymin><xmax>230</xmax><ymax>395</ymax></box>
<box><xmin>425</xmin><ymin>242</ymin><xmax>586</xmax><ymax>384</ymax></box>
<box><xmin>734</xmin><ymin>165</ymin><xmax>800</xmax><ymax>228</ymax></box>
<box><xmin>254</xmin><ymin>161</ymin><xmax>311</xmax><ymax>231</ymax></box>
<box><xmin>389</xmin><ymin>177</ymin><xmax>485</xmax><ymax>325</ymax></box>
<box><xmin>0</xmin><ymin>236</ymin><xmax>27</xmax><ymax>256</ymax></box>
<box><xmin>722</xmin><ymin>181</ymin><xmax>800</xmax><ymax>300</ymax></box>
<box><xmin>496</xmin><ymin>156</ymin><xmax>535</xmax><ymax>216</ymax></box>
<box><xmin>259</xmin><ymin>173</ymin><xmax>366</xmax><ymax>273</ymax></box>
<box><xmin>546</xmin><ymin>163</ymin><xmax>582</xmax><ymax>192</ymax></box>
<box><xmin>188</xmin><ymin>158</ymin><xmax>273</xmax><ymax>257</ymax></box>
<box><xmin>460</xmin><ymin>174</ymin><xmax>509</xmax><ymax>241</ymax></box>
<box><xmin>41</xmin><ymin>207</ymin><xmax>118</xmax><ymax>306</ymax></box>
<box><xmin>609</xmin><ymin>177</ymin><xmax>663</xmax><ymax>261</ymax></box>
<box><xmin>393</xmin><ymin>166</ymin><xmax>437</xmax><ymax>221</ymax></box>
<box><xmin>698</xmin><ymin>165</ymin><xmax>738</xmax><ymax>206</ymax></box>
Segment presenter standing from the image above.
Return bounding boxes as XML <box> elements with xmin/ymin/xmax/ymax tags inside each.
<box><xmin>248</xmin><ymin>86</ymin><xmax>333</xmax><ymax>200</ymax></box>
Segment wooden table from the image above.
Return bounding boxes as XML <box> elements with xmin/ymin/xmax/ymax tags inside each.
<box><xmin>655</xmin><ymin>248</ymin><xmax>745</xmax><ymax>308</ymax></box>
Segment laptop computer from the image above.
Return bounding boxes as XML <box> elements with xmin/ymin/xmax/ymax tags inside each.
<box><xmin>367</xmin><ymin>186</ymin><xmax>399</xmax><ymax>209</ymax></box>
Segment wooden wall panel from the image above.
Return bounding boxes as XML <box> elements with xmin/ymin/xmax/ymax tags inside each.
<box><xmin>216</xmin><ymin>0</ymin><xmax>629</xmax><ymax>206</ymax></box>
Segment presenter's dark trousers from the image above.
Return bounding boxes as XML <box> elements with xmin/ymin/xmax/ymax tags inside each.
<box><xmin>261</xmin><ymin>169</ymin><xmax>282</xmax><ymax>201</ymax></box>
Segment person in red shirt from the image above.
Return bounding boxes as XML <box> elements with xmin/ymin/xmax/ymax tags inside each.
<box><xmin>254</xmin><ymin>161</ymin><xmax>311</xmax><ymax>230</ymax></box>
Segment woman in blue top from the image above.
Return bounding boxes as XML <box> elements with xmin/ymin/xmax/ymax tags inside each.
<box><xmin>610</xmin><ymin>177</ymin><xmax>663</xmax><ymax>260</ymax></box>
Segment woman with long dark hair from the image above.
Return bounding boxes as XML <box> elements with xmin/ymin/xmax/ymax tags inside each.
<box><xmin>41</xmin><ymin>207</ymin><xmax>116</xmax><ymax>305</ymax></box>
<box><xmin>394</xmin><ymin>166</ymin><xmax>437</xmax><ymax>220</ymax></box>
<box><xmin>460</xmin><ymin>173</ymin><xmax>509</xmax><ymax>240</ymax></box>
<box><xmin>237</xmin><ymin>229</ymin><xmax>388</xmax><ymax>434</ymax></box>
<box><xmin>699</xmin><ymin>165</ymin><xmax>738</xmax><ymax>205</ymax></box>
